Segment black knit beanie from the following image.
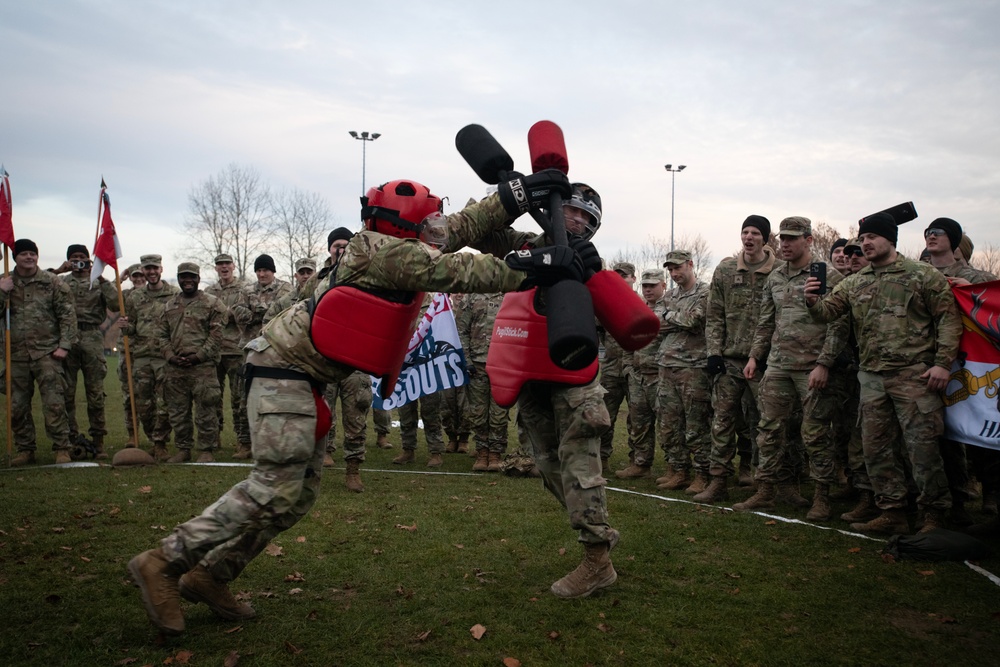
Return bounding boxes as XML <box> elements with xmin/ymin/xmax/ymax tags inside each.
<box><xmin>829</xmin><ymin>238</ymin><xmax>848</xmax><ymax>259</ymax></box>
<box><xmin>14</xmin><ymin>239</ymin><xmax>38</xmax><ymax>256</ymax></box>
<box><xmin>926</xmin><ymin>217</ymin><xmax>962</xmax><ymax>251</ymax></box>
<box><xmin>253</xmin><ymin>254</ymin><xmax>276</xmax><ymax>272</ymax></box>
<box><xmin>327</xmin><ymin>227</ymin><xmax>354</xmax><ymax>248</ymax></box>
<box><xmin>66</xmin><ymin>244</ymin><xmax>89</xmax><ymax>258</ymax></box>
<box><xmin>859</xmin><ymin>212</ymin><xmax>898</xmax><ymax>245</ymax></box>
<box><xmin>742</xmin><ymin>215</ymin><xmax>771</xmax><ymax>240</ymax></box>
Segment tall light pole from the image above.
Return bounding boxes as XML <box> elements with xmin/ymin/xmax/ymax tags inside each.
<box><xmin>349</xmin><ymin>130</ymin><xmax>381</xmax><ymax>194</ymax></box>
<box><xmin>664</xmin><ymin>164</ymin><xmax>687</xmax><ymax>251</ymax></box>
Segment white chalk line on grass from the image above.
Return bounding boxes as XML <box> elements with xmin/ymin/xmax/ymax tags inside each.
<box><xmin>6</xmin><ymin>462</ymin><xmax>998</xmax><ymax>586</ymax></box>
<box><xmin>607</xmin><ymin>485</ymin><xmax>1000</xmax><ymax>588</ymax></box>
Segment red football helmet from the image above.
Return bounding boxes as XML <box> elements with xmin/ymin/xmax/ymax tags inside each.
<box><xmin>361</xmin><ymin>180</ymin><xmax>443</xmax><ymax>239</ymax></box>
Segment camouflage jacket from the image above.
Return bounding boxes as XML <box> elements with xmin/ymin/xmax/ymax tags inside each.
<box><xmin>808</xmin><ymin>255</ymin><xmax>962</xmax><ymax>372</ymax></box>
<box><xmin>455</xmin><ymin>291</ymin><xmax>503</xmax><ymax>364</ymax></box>
<box><xmin>600</xmin><ymin>331</ymin><xmax>632</xmax><ymax>379</ymax></box>
<box><xmin>263</xmin><ymin>284</ymin><xmax>305</xmax><ymax>326</ymax></box>
<box><xmin>204</xmin><ymin>277</ymin><xmax>247</xmax><ymax>356</ymax></box>
<box><xmin>2</xmin><ymin>269</ymin><xmax>77</xmax><ymax>361</ymax></box>
<box><xmin>705</xmin><ymin>247</ymin><xmax>777</xmax><ymax>360</ymax></box>
<box><xmin>633</xmin><ymin>297</ymin><xmax>668</xmax><ymax>374</ymax></box>
<box><xmin>123</xmin><ymin>282</ymin><xmax>181</xmax><ymax>359</ymax></box>
<box><xmin>63</xmin><ymin>272</ymin><xmax>120</xmax><ymax>327</ymax></box>
<box><xmin>937</xmin><ymin>259</ymin><xmax>997</xmax><ymax>285</ymax></box>
<box><xmin>260</xmin><ymin>193</ymin><xmax>525</xmax><ymax>383</ymax></box>
<box><xmin>157</xmin><ymin>290</ymin><xmax>228</xmax><ymax>365</ymax></box>
<box><xmin>750</xmin><ymin>259</ymin><xmax>848</xmax><ymax>370</ymax></box>
<box><xmin>232</xmin><ymin>278</ymin><xmax>293</xmax><ymax>346</ymax></box>
<box><xmin>656</xmin><ymin>280</ymin><xmax>709</xmax><ymax>368</ymax></box>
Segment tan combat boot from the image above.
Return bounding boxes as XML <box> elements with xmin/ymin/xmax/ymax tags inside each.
<box><xmin>427</xmin><ymin>453</ymin><xmax>444</xmax><ymax>468</ymax></box>
<box><xmin>614</xmin><ymin>463</ymin><xmax>652</xmax><ymax>479</ymax></box>
<box><xmin>733</xmin><ymin>482</ymin><xmax>776</xmax><ymax>511</ymax></box>
<box><xmin>152</xmin><ymin>442</ymin><xmax>170</xmax><ymax>462</ymax></box>
<box><xmin>684</xmin><ymin>472</ymin><xmax>709</xmax><ymax>496</ymax></box>
<box><xmin>127</xmin><ymin>548</ymin><xmax>184</xmax><ymax>636</ymax></box>
<box><xmin>323</xmin><ymin>453</ymin><xmax>335</xmax><ymax>467</ymax></box>
<box><xmin>692</xmin><ymin>475</ymin><xmax>729</xmax><ymax>503</ymax></box>
<box><xmin>444</xmin><ymin>439</ymin><xmax>458</xmax><ymax>454</ymax></box>
<box><xmin>392</xmin><ymin>449</ymin><xmax>415</xmax><ymax>465</ymax></box>
<box><xmin>456</xmin><ymin>436</ymin><xmax>469</xmax><ymax>454</ymax></box>
<box><xmin>840</xmin><ymin>490</ymin><xmax>879</xmax><ymax>522</ymax></box>
<box><xmin>806</xmin><ymin>483</ymin><xmax>832</xmax><ymax>521</ymax></box>
<box><xmin>850</xmin><ymin>509</ymin><xmax>909</xmax><ymax>534</ymax></box>
<box><xmin>550</xmin><ymin>542</ymin><xmax>618</xmax><ymax>599</ymax></box>
<box><xmin>232</xmin><ymin>442</ymin><xmax>253</xmax><ymax>460</ymax></box>
<box><xmin>487</xmin><ymin>452</ymin><xmax>502</xmax><ymax>473</ymax></box>
<box><xmin>776</xmin><ymin>483</ymin><xmax>810</xmax><ymax>508</ymax></box>
<box><xmin>737</xmin><ymin>458</ymin><xmax>754</xmax><ymax>487</ymax></box>
<box><xmin>657</xmin><ymin>468</ymin><xmax>690</xmax><ymax>490</ymax></box>
<box><xmin>917</xmin><ymin>510</ymin><xmax>947</xmax><ymax>533</ymax></box>
<box><xmin>344</xmin><ymin>459</ymin><xmax>364</xmax><ymax>493</ymax></box>
<box><xmin>601</xmin><ymin>457</ymin><xmax>610</xmax><ymax>475</ymax></box>
<box><xmin>11</xmin><ymin>451</ymin><xmax>36</xmax><ymax>467</ymax></box>
<box><xmin>54</xmin><ymin>450</ymin><xmax>72</xmax><ymax>464</ymax></box>
<box><xmin>196</xmin><ymin>451</ymin><xmax>215</xmax><ymax>463</ymax></box>
<box><xmin>472</xmin><ymin>449</ymin><xmax>489</xmax><ymax>472</ymax></box>
<box><xmin>93</xmin><ymin>435</ymin><xmax>108</xmax><ymax>460</ymax></box>
<box><xmin>376</xmin><ymin>434</ymin><xmax>393</xmax><ymax>450</ymax></box>
<box><xmin>179</xmin><ymin>565</ymin><xmax>256</xmax><ymax>621</ymax></box>
<box><xmin>167</xmin><ymin>449</ymin><xmax>191</xmax><ymax>464</ymax></box>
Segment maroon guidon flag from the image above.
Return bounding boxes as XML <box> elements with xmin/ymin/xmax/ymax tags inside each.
<box><xmin>0</xmin><ymin>166</ymin><xmax>13</xmax><ymax>248</ymax></box>
<box><xmin>91</xmin><ymin>179</ymin><xmax>123</xmax><ymax>286</ymax></box>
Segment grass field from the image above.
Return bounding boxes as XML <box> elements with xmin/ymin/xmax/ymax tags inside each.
<box><xmin>1</xmin><ymin>358</ymin><xmax>998</xmax><ymax>666</ymax></box>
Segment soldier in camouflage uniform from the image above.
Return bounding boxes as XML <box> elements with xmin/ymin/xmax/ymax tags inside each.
<box><xmin>456</xmin><ymin>291</ymin><xmax>509</xmax><ymax>471</ymax></box>
<box><xmin>205</xmin><ymin>254</ymin><xmax>247</xmax><ymax>458</ymax></box>
<box><xmin>598</xmin><ymin>262</ymin><xmax>636</xmax><ymax>472</ymax></box>
<box><xmin>158</xmin><ymin>263</ymin><xmax>227</xmax><ymax>463</ymax></box>
<box><xmin>615</xmin><ymin>269</ymin><xmax>668</xmax><ymax>479</ymax></box>
<box><xmin>229</xmin><ymin>254</ymin><xmax>293</xmax><ymax>458</ymax></box>
<box><xmin>117</xmin><ymin>264</ymin><xmax>145</xmax><ymax>443</ymax></box>
<box><xmin>128</xmin><ymin>172</ymin><xmax>574</xmax><ymax>635</ymax></box>
<box><xmin>737</xmin><ymin>218</ymin><xmax>849</xmax><ymax>519</ymax></box>
<box><xmin>54</xmin><ymin>244</ymin><xmax>120</xmax><ymax>459</ymax></box>
<box><xmin>442</xmin><ymin>293</ymin><xmax>471</xmax><ymax>453</ymax></box>
<box><xmin>119</xmin><ymin>254</ymin><xmax>179</xmax><ymax>461</ymax></box>
<box><xmin>654</xmin><ymin>250</ymin><xmax>713</xmax><ymax>495</ymax></box>
<box><xmin>471</xmin><ymin>182</ymin><xmax>620</xmax><ymax>599</ymax></box>
<box><xmin>1</xmin><ymin>239</ymin><xmax>77</xmax><ymax>466</ymax></box>
<box><xmin>807</xmin><ymin>212</ymin><xmax>961</xmax><ymax>534</ymax></box>
<box><xmin>694</xmin><ymin>215</ymin><xmax>777</xmax><ymax>504</ymax></box>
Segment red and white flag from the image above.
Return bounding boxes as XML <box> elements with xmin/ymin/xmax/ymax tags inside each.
<box><xmin>944</xmin><ymin>280</ymin><xmax>1000</xmax><ymax>451</ymax></box>
<box><xmin>90</xmin><ymin>180</ymin><xmax>122</xmax><ymax>286</ymax></box>
<box><xmin>0</xmin><ymin>166</ymin><xmax>14</xmax><ymax>249</ymax></box>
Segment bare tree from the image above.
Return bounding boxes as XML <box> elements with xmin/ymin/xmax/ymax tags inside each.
<box><xmin>608</xmin><ymin>233</ymin><xmax>714</xmax><ymax>282</ymax></box>
<box><xmin>271</xmin><ymin>188</ymin><xmax>335</xmax><ymax>279</ymax></box>
<box><xmin>185</xmin><ymin>163</ymin><xmax>273</xmax><ymax>277</ymax></box>
<box><xmin>972</xmin><ymin>243</ymin><xmax>1000</xmax><ymax>276</ymax></box>
<box><xmin>810</xmin><ymin>221</ymin><xmax>845</xmax><ymax>262</ymax></box>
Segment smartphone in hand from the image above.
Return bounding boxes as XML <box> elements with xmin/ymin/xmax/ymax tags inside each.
<box><xmin>809</xmin><ymin>262</ymin><xmax>827</xmax><ymax>295</ymax></box>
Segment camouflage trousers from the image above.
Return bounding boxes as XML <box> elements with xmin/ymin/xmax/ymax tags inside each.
<box><xmin>755</xmin><ymin>367</ymin><xmax>838</xmax><ymax>485</ymax></box>
<box><xmin>324</xmin><ymin>370</ymin><xmax>370</xmax><ymax>461</ymax></box>
<box><xmin>466</xmin><ymin>362</ymin><xmax>509</xmax><ymax>453</ymax></box>
<box><xmin>440</xmin><ymin>385</ymin><xmax>469</xmax><ymax>441</ymax></box>
<box><xmin>164</xmin><ymin>363</ymin><xmax>222</xmax><ymax>452</ymax></box>
<box><xmin>517</xmin><ymin>379</ymin><xmax>616</xmax><ymax>545</ymax></box>
<box><xmin>858</xmin><ymin>364</ymin><xmax>951</xmax><ymax>512</ymax></box>
<box><xmin>829</xmin><ymin>368</ymin><xmax>871</xmax><ymax>491</ymax></box>
<box><xmin>216</xmin><ymin>355</ymin><xmax>244</xmax><ymax>446</ymax></box>
<box><xmin>234</xmin><ymin>352</ymin><xmax>252</xmax><ymax>446</ymax></box>
<box><xmin>627</xmin><ymin>370</ymin><xmax>659</xmax><ymax>467</ymax></box>
<box><xmin>160</xmin><ymin>346</ymin><xmax>326</xmax><ymax>582</ymax></box>
<box><xmin>372</xmin><ymin>408</ymin><xmax>392</xmax><ymax>436</ymax></box>
<box><xmin>10</xmin><ymin>356</ymin><xmax>71</xmax><ymax>451</ymax></box>
<box><xmin>63</xmin><ymin>329</ymin><xmax>108</xmax><ymax>439</ymax></box>
<box><xmin>657</xmin><ymin>366</ymin><xmax>713</xmax><ymax>474</ymax></box>
<box><xmin>399</xmin><ymin>392</ymin><xmax>444</xmax><ymax>453</ymax></box>
<box><xmin>132</xmin><ymin>356</ymin><xmax>172</xmax><ymax>446</ymax></box>
<box><xmin>708</xmin><ymin>359</ymin><xmax>760</xmax><ymax>477</ymax></box>
<box><xmin>599</xmin><ymin>370</ymin><xmax>629</xmax><ymax>461</ymax></box>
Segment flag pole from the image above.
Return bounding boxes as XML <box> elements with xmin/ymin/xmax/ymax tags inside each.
<box><xmin>113</xmin><ymin>266</ymin><xmax>140</xmax><ymax>446</ymax></box>
<box><xmin>4</xmin><ymin>246</ymin><xmax>11</xmax><ymax>463</ymax></box>
<box><xmin>94</xmin><ymin>177</ymin><xmax>105</xmax><ymax>249</ymax></box>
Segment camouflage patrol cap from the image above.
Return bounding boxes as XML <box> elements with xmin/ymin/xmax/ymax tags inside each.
<box><xmin>613</xmin><ymin>261</ymin><xmax>636</xmax><ymax>277</ymax></box>
<box><xmin>177</xmin><ymin>262</ymin><xmax>200</xmax><ymax>276</ymax></box>
<box><xmin>663</xmin><ymin>250</ymin><xmax>692</xmax><ymax>267</ymax></box>
<box><xmin>844</xmin><ymin>238</ymin><xmax>863</xmax><ymax>253</ymax></box>
<box><xmin>126</xmin><ymin>263</ymin><xmax>142</xmax><ymax>277</ymax></box>
<box><xmin>214</xmin><ymin>253</ymin><xmax>234</xmax><ymax>264</ymax></box>
<box><xmin>295</xmin><ymin>257</ymin><xmax>317</xmax><ymax>272</ymax></box>
<box><xmin>779</xmin><ymin>216</ymin><xmax>812</xmax><ymax>237</ymax></box>
<box><xmin>140</xmin><ymin>254</ymin><xmax>162</xmax><ymax>268</ymax></box>
<box><xmin>641</xmin><ymin>269</ymin><xmax>666</xmax><ymax>285</ymax></box>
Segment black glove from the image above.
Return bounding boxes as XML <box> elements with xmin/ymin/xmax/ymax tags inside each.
<box><xmin>568</xmin><ymin>237</ymin><xmax>602</xmax><ymax>279</ymax></box>
<box><xmin>498</xmin><ymin>169</ymin><xmax>572</xmax><ymax>217</ymax></box>
<box><xmin>505</xmin><ymin>246</ymin><xmax>585</xmax><ymax>289</ymax></box>
<box><xmin>707</xmin><ymin>355</ymin><xmax>726</xmax><ymax>376</ymax></box>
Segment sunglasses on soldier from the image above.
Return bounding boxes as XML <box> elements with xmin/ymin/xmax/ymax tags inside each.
<box><xmin>923</xmin><ymin>228</ymin><xmax>947</xmax><ymax>238</ymax></box>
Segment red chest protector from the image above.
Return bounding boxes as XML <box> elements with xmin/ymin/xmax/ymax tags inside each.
<box><xmin>309</xmin><ymin>285</ymin><xmax>424</xmax><ymax>399</ymax></box>
<box><xmin>486</xmin><ymin>288</ymin><xmax>599</xmax><ymax>407</ymax></box>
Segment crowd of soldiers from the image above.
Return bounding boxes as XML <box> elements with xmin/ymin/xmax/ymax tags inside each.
<box><xmin>602</xmin><ymin>213</ymin><xmax>999</xmax><ymax>536</ymax></box>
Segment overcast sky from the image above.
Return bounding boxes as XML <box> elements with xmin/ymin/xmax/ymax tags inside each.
<box><xmin>3</xmin><ymin>0</ymin><xmax>999</xmax><ymax>277</ymax></box>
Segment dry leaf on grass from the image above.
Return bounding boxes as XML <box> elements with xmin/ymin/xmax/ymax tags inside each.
<box><xmin>51</xmin><ymin>527</ymin><xmax>65</xmax><ymax>534</ymax></box>
<box><xmin>289</xmin><ymin>588</ymin><xmax>303</xmax><ymax>595</ymax></box>
<box><xmin>548</xmin><ymin>631</ymin><xmax>560</xmax><ymax>640</ymax></box>
<box><xmin>597</xmin><ymin>623</ymin><xmax>611</xmax><ymax>633</ymax></box>
<box><xmin>453</xmin><ymin>544</ymin><xmax>464</xmax><ymax>549</ymax></box>
<box><xmin>296</xmin><ymin>536</ymin><xmax>306</xmax><ymax>543</ymax></box>
<box><xmin>686</xmin><ymin>537</ymin><xmax>696</xmax><ymax>543</ymax></box>
<box><xmin>470</xmin><ymin>624</ymin><xmax>487</xmax><ymax>640</ymax></box>
<box><xmin>265</xmin><ymin>544</ymin><xmax>284</xmax><ymax>557</ymax></box>
<box><xmin>224</xmin><ymin>650</ymin><xmax>240</xmax><ymax>667</ymax></box>
<box><xmin>764</xmin><ymin>520</ymin><xmax>776</xmax><ymax>526</ymax></box>
<box><xmin>503</xmin><ymin>658</ymin><xmax>522</xmax><ymax>667</ymax></box>
<box><xmin>416</xmin><ymin>630</ymin><xmax>431</xmax><ymax>642</ymax></box>
<box><xmin>113</xmin><ymin>658</ymin><xmax>137</xmax><ymax>666</ymax></box>
<box><xmin>918</xmin><ymin>570</ymin><xmax>935</xmax><ymax>576</ymax></box>
<box><xmin>138</xmin><ymin>486</ymin><xmax>152</xmax><ymax>494</ymax></box>
<box><xmin>848</xmin><ymin>547</ymin><xmax>862</xmax><ymax>553</ymax></box>
<box><xmin>284</xmin><ymin>571</ymin><xmax>305</xmax><ymax>582</ymax></box>
<box><xmin>558</xmin><ymin>548</ymin><xmax>566</xmax><ymax>556</ymax></box>
<box><xmin>224</xmin><ymin>625</ymin><xmax>243</xmax><ymax>634</ymax></box>
<box><xmin>285</xmin><ymin>640</ymin><xmax>302</xmax><ymax>654</ymax></box>
<box><xmin>395</xmin><ymin>523</ymin><xmax>417</xmax><ymax>532</ymax></box>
